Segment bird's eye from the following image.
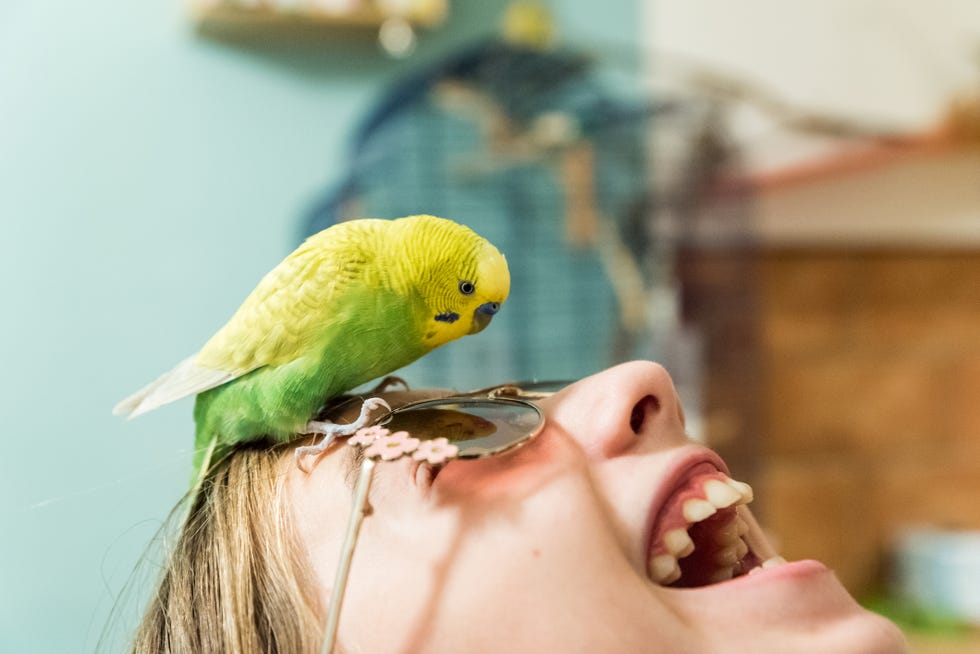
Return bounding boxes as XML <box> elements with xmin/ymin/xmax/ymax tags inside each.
<box><xmin>458</xmin><ymin>280</ymin><xmax>476</xmax><ymax>295</ymax></box>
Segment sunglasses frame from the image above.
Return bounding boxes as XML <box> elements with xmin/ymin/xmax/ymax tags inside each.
<box><xmin>320</xmin><ymin>387</ymin><xmax>550</xmax><ymax>654</ymax></box>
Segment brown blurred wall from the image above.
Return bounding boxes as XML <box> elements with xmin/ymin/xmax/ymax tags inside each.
<box><xmin>679</xmin><ymin>145</ymin><xmax>980</xmax><ymax>598</ymax></box>
<box><xmin>761</xmin><ymin>249</ymin><xmax>980</xmax><ymax>596</ymax></box>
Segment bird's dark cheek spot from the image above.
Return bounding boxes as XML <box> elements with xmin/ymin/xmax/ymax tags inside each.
<box><xmin>434</xmin><ymin>312</ymin><xmax>460</xmax><ymax>323</ymax></box>
<box><xmin>424</xmin><ymin>330</ymin><xmax>437</xmax><ymax>340</ymax></box>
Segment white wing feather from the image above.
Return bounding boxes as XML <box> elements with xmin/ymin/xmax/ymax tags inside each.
<box><xmin>112</xmin><ymin>356</ymin><xmax>237</xmax><ymax>418</ymax></box>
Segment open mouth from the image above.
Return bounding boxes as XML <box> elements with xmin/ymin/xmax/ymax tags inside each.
<box><xmin>646</xmin><ymin>461</ymin><xmax>784</xmax><ymax>587</ymax></box>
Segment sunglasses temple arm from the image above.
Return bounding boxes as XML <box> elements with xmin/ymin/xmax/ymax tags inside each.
<box><xmin>321</xmin><ymin>457</ymin><xmax>376</xmax><ymax>654</ymax></box>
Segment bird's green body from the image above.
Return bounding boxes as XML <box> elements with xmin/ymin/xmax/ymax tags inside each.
<box><xmin>191</xmin><ymin>286</ymin><xmax>429</xmax><ymax>470</ymax></box>
<box><xmin>114</xmin><ymin>215</ymin><xmax>510</xmax><ymax>481</ymax></box>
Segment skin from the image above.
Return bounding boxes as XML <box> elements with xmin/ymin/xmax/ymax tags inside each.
<box><xmin>287</xmin><ymin>361</ymin><xmax>908</xmax><ymax>653</ymax></box>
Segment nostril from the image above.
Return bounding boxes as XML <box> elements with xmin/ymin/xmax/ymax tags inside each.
<box><xmin>630</xmin><ymin>395</ymin><xmax>661</xmax><ymax>434</ymax></box>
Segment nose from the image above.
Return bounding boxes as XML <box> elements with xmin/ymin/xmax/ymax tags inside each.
<box><xmin>541</xmin><ymin>361</ymin><xmax>686</xmax><ymax>459</ymax></box>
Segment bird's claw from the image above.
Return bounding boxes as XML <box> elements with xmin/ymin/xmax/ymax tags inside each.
<box><xmin>294</xmin><ymin>397</ymin><xmax>392</xmax><ymax>473</ymax></box>
<box><xmin>359</xmin><ymin>396</ymin><xmax>393</xmax><ymax>415</ymax></box>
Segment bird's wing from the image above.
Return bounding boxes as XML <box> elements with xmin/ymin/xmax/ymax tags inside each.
<box><xmin>194</xmin><ymin>222</ymin><xmax>379</xmax><ymax>374</ymax></box>
<box><xmin>113</xmin><ymin>220</ymin><xmax>383</xmax><ymax>418</ymax></box>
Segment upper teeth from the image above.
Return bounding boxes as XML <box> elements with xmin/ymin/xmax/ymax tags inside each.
<box><xmin>663</xmin><ymin>528</ymin><xmax>695</xmax><ymax>558</ymax></box>
<box><xmin>647</xmin><ymin>474</ymin><xmax>757</xmax><ymax>585</ymax></box>
<box><xmin>682</xmin><ymin>499</ymin><xmax>717</xmax><ymax>522</ymax></box>
<box><xmin>650</xmin><ymin>554</ymin><xmax>682</xmax><ymax>585</ymax></box>
<box><xmin>726</xmin><ymin>479</ymin><xmax>753</xmax><ymax>503</ymax></box>
<box><xmin>714</xmin><ymin>538</ymin><xmax>749</xmax><ymax>566</ymax></box>
<box><xmin>703</xmin><ymin>479</ymin><xmax>744</xmax><ymax>508</ymax></box>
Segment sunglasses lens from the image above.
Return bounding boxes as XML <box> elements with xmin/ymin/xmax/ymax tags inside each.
<box><xmin>383</xmin><ymin>399</ymin><xmax>544</xmax><ymax>458</ymax></box>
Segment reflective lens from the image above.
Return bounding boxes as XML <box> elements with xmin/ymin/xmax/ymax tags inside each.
<box><xmin>509</xmin><ymin>379</ymin><xmax>571</xmax><ymax>395</ymax></box>
<box><xmin>466</xmin><ymin>379</ymin><xmax>571</xmax><ymax>400</ymax></box>
<box><xmin>381</xmin><ymin>398</ymin><xmax>544</xmax><ymax>458</ymax></box>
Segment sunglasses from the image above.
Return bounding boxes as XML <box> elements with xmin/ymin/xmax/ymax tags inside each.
<box><xmin>319</xmin><ymin>382</ymin><xmax>559</xmax><ymax>654</ymax></box>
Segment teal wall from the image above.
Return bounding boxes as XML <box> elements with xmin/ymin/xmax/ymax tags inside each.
<box><xmin>0</xmin><ymin>1</ymin><xmax>639</xmax><ymax>650</ymax></box>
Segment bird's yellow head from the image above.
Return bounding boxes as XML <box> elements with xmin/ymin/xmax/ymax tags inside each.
<box><xmin>390</xmin><ymin>215</ymin><xmax>510</xmax><ymax>350</ymax></box>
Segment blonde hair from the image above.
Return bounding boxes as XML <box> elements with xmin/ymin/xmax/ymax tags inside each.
<box><xmin>131</xmin><ymin>441</ymin><xmax>324</xmax><ymax>653</ymax></box>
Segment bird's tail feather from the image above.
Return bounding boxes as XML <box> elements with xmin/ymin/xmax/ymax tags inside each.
<box><xmin>184</xmin><ymin>434</ymin><xmax>219</xmax><ymax>524</ymax></box>
<box><xmin>113</xmin><ymin>357</ymin><xmax>234</xmax><ymax>418</ymax></box>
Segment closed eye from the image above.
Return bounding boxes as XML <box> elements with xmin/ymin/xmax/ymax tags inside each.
<box><xmin>413</xmin><ymin>460</ymin><xmax>444</xmax><ymax>487</ymax></box>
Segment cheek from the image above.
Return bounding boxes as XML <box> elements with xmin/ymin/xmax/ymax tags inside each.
<box><xmin>339</xmin><ymin>436</ymin><xmax>643</xmax><ymax>651</ymax></box>
<box><xmin>431</xmin><ymin>425</ymin><xmax>583</xmax><ymax>503</ymax></box>
<box><xmin>427</xmin><ymin>437</ymin><xmax>624</xmax><ymax>578</ymax></box>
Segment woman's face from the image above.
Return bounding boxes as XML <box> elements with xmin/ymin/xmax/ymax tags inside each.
<box><xmin>287</xmin><ymin>361</ymin><xmax>906</xmax><ymax>653</ymax></box>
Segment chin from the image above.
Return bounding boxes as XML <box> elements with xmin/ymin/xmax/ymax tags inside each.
<box><xmin>649</xmin><ymin>559</ymin><xmax>908</xmax><ymax>652</ymax></box>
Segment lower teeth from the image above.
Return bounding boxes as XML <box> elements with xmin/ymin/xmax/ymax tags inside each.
<box><xmin>652</xmin><ymin>509</ymin><xmax>748</xmax><ymax>587</ymax></box>
<box><xmin>648</xmin><ymin>506</ymin><xmax>783</xmax><ymax>587</ymax></box>
<box><xmin>748</xmin><ymin>556</ymin><xmax>789</xmax><ymax>575</ymax></box>
<box><xmin>645</xmin><ymin>467</ymin><xmax>784</xmax><ymax>587</ymax></box>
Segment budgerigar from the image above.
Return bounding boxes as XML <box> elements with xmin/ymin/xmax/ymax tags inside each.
<box><xmin>114</xmin><ymin>215</ymin><xmax>510</xmax><ymax>484</ymax></box>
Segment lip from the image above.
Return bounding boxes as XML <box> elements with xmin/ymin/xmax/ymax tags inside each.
<box><xmin>659</xmin><ymin>558</ymin><xmax>832</xmax><ymax>601</ymax></box>
<box><xmin>713</xmin><ymin>558</ymin><xmax>827</xmax><ymax>589</ymax></box>
<box><xmin>642</xmin><ymin>444</ymin><xmax>732</xmax><ymax>569</ymax></box>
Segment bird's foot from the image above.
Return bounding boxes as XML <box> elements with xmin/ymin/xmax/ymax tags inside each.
<box><xmin>294</xmin><ymin>397</ymin><xmax>392</xmax><ymax>472</ymax></box>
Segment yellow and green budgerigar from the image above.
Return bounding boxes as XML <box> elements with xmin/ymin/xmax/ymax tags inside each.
<box><xmin>114</xmin><ymin>214</ymin><xmax>510</xmax><ymax>483</ymax></box>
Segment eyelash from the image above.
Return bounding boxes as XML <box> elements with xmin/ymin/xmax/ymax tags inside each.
<box><xmin>415</xmin><ymin>461</ymin><xmax>443</xmax><ymax>486</ymax></box>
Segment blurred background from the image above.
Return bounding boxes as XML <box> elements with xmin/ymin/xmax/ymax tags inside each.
<box><xmin>2</xmin><ymin>0</ymin><xmax>979</xmax><ymax>651</ymax></box>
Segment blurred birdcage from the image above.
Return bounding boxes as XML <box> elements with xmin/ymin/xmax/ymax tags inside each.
<box><xmin>303</xmin><ymin>37</ymin><xmax>744</xmax><ymax>392</ymax></box>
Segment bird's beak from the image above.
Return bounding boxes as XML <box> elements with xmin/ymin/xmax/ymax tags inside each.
<box><xmin>470</xmin><ymin>301</ymin><xmax>501</xmax><ymax>334</ymax></box>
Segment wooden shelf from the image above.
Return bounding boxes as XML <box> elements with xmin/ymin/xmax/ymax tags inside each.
<box><xmin>189</xmin><ymin>0</ymin><xmax>447</xmax><ymax>35</ymax></box>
